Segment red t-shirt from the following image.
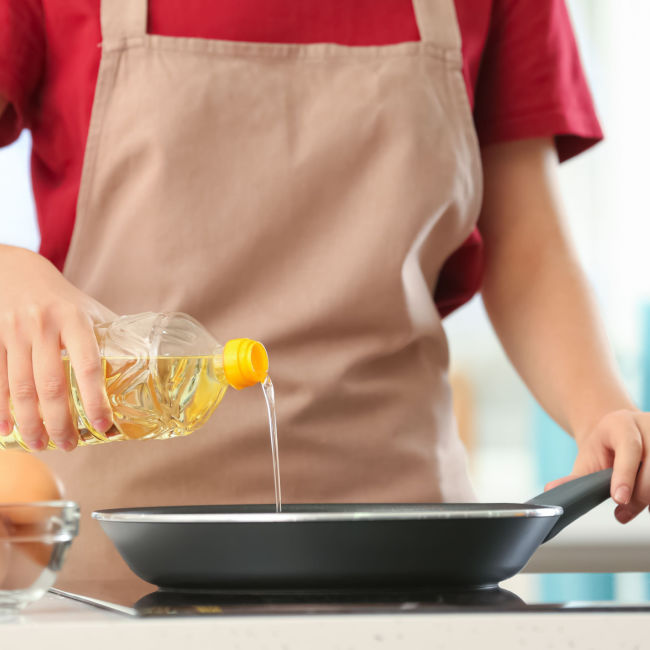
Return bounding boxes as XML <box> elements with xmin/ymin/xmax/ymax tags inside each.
<box><xmin>0</xmin><ymin>0</ymin><xmax>602</xmax><ymax>316</ymax></box>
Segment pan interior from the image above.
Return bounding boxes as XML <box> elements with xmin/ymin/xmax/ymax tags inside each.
<box><xmin>93</xmin><ymin>502</ymin><xmax>563</xmax><ymax>523</ymax></box>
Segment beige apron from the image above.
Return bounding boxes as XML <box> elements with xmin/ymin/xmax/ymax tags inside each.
<box><xmin>47</xmin><ymin>0</ymin><xmax>482</xmax><ymax>584</ymax></box>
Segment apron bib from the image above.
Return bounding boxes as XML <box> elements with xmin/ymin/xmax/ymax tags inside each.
<box><xmin>48</xmin><ymin>0</ymin><xmax>482</xmax><ymax>584</ymax></box>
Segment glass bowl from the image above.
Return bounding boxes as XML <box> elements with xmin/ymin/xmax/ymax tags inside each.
<box><xmin>0</xmin><ymin>501</ymin><xmax>80</xmax><ymax>615</ymax></box>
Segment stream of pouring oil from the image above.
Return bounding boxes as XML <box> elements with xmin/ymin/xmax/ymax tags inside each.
<box><xmin>261</xmin><ymin>376</ymin><xmax>282</xmax><ymax>512</ymax></box>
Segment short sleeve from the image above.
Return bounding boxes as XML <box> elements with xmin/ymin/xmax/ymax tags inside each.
<box><xmin>0</xmin><ymin>0</ymin><xmax>45</xmax><ymax>146</ymax></box>
<box><xmin>473</xmin><ymin>0</ymin><xmax>603</xmax><ymax>162</ymax></box>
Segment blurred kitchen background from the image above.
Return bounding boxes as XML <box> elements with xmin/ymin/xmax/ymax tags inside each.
<box><xmin>0</xmin><ymin>0</ymin><xmax>649</xmax><ymax>601</ymax></box>
<box><xmin>445</xmin><ymin>0</ymin><xmax>650</xmax><ymax>501</ymax></box>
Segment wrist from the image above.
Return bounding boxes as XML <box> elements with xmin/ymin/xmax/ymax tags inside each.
<box><xmin>570</xmin><ymin>397</ymin><xmax>640</xmax><ymax>443</ymax></box>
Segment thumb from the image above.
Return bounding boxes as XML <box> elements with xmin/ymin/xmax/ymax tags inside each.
<box><xmin>544</xmin><ymin>474</ymin><xmax>578</xmax><ymax>492</ymax></box>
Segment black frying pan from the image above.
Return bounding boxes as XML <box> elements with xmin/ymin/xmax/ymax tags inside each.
<box><xmin>93</xmin><ymin>468</ymin><xmax>612</xmax><ymax>590</ymax></box>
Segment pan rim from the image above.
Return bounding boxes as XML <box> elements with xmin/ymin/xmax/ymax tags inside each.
<box><xmin>92</xmin><ymin>505</ymin><xmax>564</xmax><ymax>524</ymax></box>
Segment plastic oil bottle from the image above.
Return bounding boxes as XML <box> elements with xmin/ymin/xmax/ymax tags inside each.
<box><xmin>0</xmin><ymin>312</ymin><xmax>270</xmax><ymax>449</ymax></box>
<box><xmin>0</xmin><ymin>312</ymin><xmax>282</xmax><ymax>511</ymax></box>
<box><xmin>0</xmin><ymin>313</ymin><xmax>281</xmax><ymax>510</ymax></box>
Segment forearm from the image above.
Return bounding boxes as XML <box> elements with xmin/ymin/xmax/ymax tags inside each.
<box><xmin>483</xmin><ymin>230</ymin><xmax>635</xmax><ymax>440</ymax></box>
<box><xmin>480</xmin><ymin>138</ymin><xmax>635</xmax><ymax>442</ymax></box>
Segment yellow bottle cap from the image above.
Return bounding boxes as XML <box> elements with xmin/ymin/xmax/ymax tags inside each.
<box><xmin>223</xmin><ymin>338</ymin><xmax>269</xmax><ymax>390</ymax></box>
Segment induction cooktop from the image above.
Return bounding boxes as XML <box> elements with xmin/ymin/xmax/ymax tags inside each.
<box><xmin>50</xmin><ymin>573</ymin><xmax>650</xmax><ymax>617</ymax></box>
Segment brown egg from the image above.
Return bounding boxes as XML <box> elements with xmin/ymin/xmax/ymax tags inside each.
<box><xmin>0</xmin><ymin>451</ymin><xmax>63</xmax><ymax>570</ymax></box>
<box><xmin>0</xmin><ymin>450</ymin><xmax>63</xmax><ymax>510</ymax></box>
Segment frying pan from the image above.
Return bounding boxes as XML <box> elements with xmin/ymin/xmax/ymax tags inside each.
<box><xmin>93</xmin><ymin>468</ymin><xmax>613</xmax><ymax>590</ymax></box>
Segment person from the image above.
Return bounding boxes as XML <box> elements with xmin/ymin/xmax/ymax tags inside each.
<box><xmin>0</xmin><ymin>0</ymin><xmax>647</xmax><ymax>586</ymax></box>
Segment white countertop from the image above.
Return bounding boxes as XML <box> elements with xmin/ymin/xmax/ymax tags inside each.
<box><xmin>2</xmin><ymin>591</ymin><xmax>650</xmax><ymax>650</ymax></box>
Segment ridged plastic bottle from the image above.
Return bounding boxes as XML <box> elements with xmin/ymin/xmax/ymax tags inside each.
<box><xmin>0</xmin><ymin>312</ymin><xmax>269</xmax><ymax>451</ymax></box>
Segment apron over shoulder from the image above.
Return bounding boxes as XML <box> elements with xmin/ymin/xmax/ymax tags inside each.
<box><xmin>49</xmin><ymin>0</ymin><xmax>483</xmax><ymax>584</ymax></box>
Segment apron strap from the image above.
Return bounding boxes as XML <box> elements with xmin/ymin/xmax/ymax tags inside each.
<box><xmin>411</xmin><ymin>0</ymin><xmax>462</xmax><ymax>51</ymax></box>
<box><xmin>98</xmin><ymin>0</ymin><xmax>456</xmax><ymax>50</ymax></box>
<box><xmin>100</xmin><ymin>0</ymin><xmax>148</xmax><ymax>43</ymax></box>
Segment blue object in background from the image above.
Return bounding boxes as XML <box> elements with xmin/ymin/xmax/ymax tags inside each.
<box><xmin>532</xmin><ymin>402</ymin><xmax>576</xmax><ymax>489</ymax></box>
<box><xmin>539</xmin><ymin>572</ymin><xmax>616</xmax><ymax>603</ymax></box>
<box><xmin>640</xmin><ymin>301</ymin><xmax>650</xmax><ymax>413</ymax></box>
<box><xmin>639</xmin><ymin>302</ymin><xmax>650</xmax><ymax>599</ymax></box>
<box><xmin>531</xmin><ymin>401</ymin><xmax>614</xmax><ymax>602</ymax></box>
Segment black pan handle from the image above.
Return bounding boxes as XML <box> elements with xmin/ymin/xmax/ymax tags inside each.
<box><xmin>525</xmin><ymin>468</ymin><xmax>613</xmax><ymax>543</ymax></box>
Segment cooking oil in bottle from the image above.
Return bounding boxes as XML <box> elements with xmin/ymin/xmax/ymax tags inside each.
<box><xmin>0</xmin><ymin>312</ymin><xmax>282</xmax><ymax>511</ymax></box>
<box><xmin>70</xmin><ymin>354</ymin><xmax>229</xmax><ymax>444</ymax></box>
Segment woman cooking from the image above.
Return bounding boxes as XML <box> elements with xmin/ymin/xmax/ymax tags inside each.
<box><xmin>0</xmin><ymin>0</ymin><xmax>648</xmax><ymax>584</ymax></box>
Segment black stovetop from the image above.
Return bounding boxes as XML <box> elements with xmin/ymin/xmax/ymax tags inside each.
<box><xmin>51</xmin><ymin>573</ymin><xmax>650</xmax><ymax>617</ymax></box>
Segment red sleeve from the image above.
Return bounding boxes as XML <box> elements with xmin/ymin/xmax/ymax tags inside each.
<box><xmin>0</xmin><ymin>0</ymin><xmax>44</xmax><ymax>146</ymax></box>
<box><xmin>473</xmin><ymin>0</ymin><xmax>603</xmax><ymax>162</ymax></box>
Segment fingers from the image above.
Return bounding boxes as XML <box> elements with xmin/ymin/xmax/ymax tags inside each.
<box><xmin>0</xmin><ymin>249</ymin><xmax>115</xmax><ymax>450</ymax></box>
<box><xmin>60</xmin><ymin>310</ymin><xmax>112</xmax><ymax>434</ymax></box>
<box><xmin>31</xmin><ymin>326</ymin><xmax>77</xmax><ymax>451</ymax></box>
<box><xmin>608</xmin><ymin>417</ymin><xmax>643</xmax><ymax>507</ymax></box>
<box><xmin>1</xmin><ymin>304</ymin><xmax>111</xmax><ymax>451</ymax></box>
<box><xmin>615</xmin><ymin>460</ymin><xmax>650</xmax><ymax>524</ymax></box>
<box><xmin>5</xmin><ymin>338</ymin><xmax>46</xmax><ymax>451</ymax></box>
<box><xmin>614</xmin><ymin>413</ymin><xmax>650</xmax><ymax>523</ymax></box>
<box><xmin>0</xmin><ymin>345</ymin><xmax>12</xmax><ymax>435</ymax></box>
<box><xmin>549</xmin><ymin>411</ymin><xmax>646</xmax><ymax>525</ymax></box>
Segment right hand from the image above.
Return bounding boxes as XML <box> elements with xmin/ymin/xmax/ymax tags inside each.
<box><xmin>0</xmin><ymin>245</ymin><xmax>116</xmax><ymax>451</ymax></box>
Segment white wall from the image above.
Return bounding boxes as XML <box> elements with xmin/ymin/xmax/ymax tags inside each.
<box><xmin>0</xmin><ymin>131</ymin><xmax>39</xmax><ymax>251</ymax></box>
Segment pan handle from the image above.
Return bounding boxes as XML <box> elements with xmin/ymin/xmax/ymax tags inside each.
<box><xmin>526</xmin><ymin>468</ymin><xmax>613</xmax><ymax>543</ymax></box>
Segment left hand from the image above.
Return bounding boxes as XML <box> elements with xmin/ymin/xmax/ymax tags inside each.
<box><xmin>546</xmin><ymin>409</ymin><xmax>650</xmax><ymax>524</ymax></box>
